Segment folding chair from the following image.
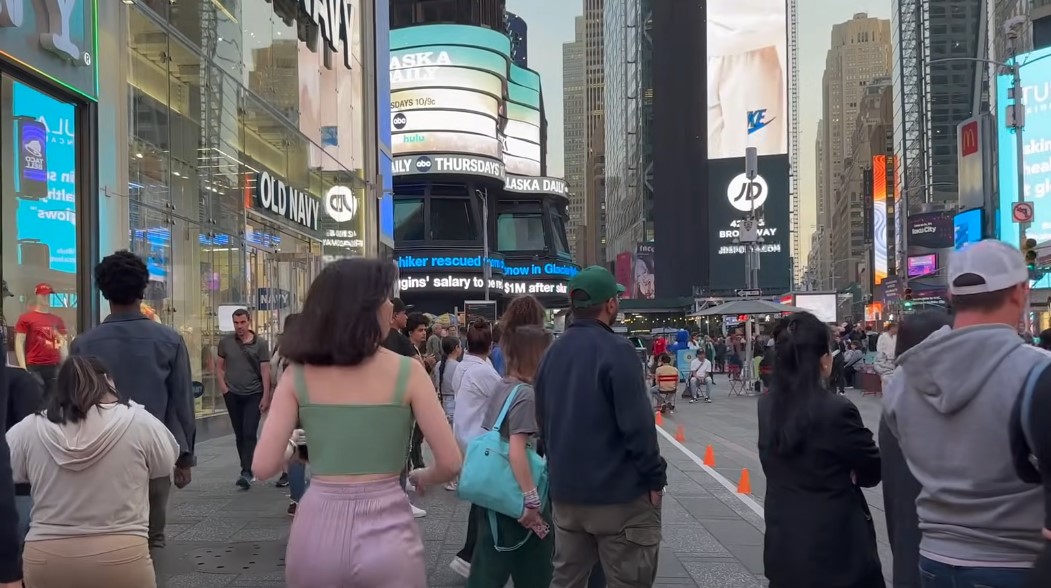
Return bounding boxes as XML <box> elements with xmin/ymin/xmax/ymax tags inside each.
<box><xmin>727</xmin><ymin>364</ymin><xmax>745</xmax><ymax>396</ymax></box>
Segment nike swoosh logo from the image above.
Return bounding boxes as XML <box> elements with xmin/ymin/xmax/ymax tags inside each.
<box><xmin>748</xmin><ymin>117</ymin><xmax>775</xmax><ymax>134</ymax></box>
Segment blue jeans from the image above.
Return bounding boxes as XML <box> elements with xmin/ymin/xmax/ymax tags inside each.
<box><xmin>288</xmin><ymin>461</ymin><xmax>308</xmax><ymax>503</ymax></box>
<box><xmin>919</xmin><ymin>556</ymin><xmax>1029</xmax><ymax>588</ymax></box>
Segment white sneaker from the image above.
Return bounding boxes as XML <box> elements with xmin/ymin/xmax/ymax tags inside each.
<box><xmin>444</xmin><ymin>481</ymin><xmax>458</xmax><ymax>491</ymax></box>
<box><xmin>411</xmin><ymin>504</ymin><xmax>427</xmax><ymax>518</ymax></box>
<box><xmin>449</xmin><ymin>556</ymin><xmax>471</xmax><ymax>578</ymax></box>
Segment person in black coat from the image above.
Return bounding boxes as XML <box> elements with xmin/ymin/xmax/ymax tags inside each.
<box><xmin>878</xmin><ymin>310</ymin><xmax>951</xmax><ymax>588</ymax></box>
<box><xmin>758</xmin><ymin>311</ymin><xmax>884</xmax><ymax>588</ymax></box>
<box><xmin>6</xmin><ymin>362</ymin><xmax>43</xmax><ymax>543</ymax></box>
<box><xmin>0</xmin><ymin>329</ymin><xmax>24</xmax><ymax>587</ymax></box>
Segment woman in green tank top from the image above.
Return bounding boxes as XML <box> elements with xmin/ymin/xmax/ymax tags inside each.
<box><xmin>251</xmin><ymin>259</ymin><xmax>462</xmax><ymax>588</ymax></box>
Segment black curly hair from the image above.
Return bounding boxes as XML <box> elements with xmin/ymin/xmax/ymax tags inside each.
<box><xmin>95</xmin><ymin>250</ymin><xmax>149</xmax><ymax>306</ymax></box>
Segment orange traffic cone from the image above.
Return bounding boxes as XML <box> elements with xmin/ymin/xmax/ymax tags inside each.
<box><xmin>703</xmin><ymin>444</ymin><xmax>716</xmax><ymax>467</ymax></box>
<box><xmin>737</xmin><ymin>468</ymin><xmax>752</xmax><ymax>494</ymax></box>
<box><xmin>674</xmin><ymin>425</ymin><xmax>686</xmax><ymax>442</ymax></box>
<box><xmin>655</xmin><ymin>411</ymin><xmax>664</xmax><ymax>426</ymax></box>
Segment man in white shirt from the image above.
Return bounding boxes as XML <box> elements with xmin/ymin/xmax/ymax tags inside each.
<box><xmin>689</xmin><ymin>353</ymin><xmax>713</xmax><ymax>404</ymax></box>
<box><xmin>875</xmin><ymin>322</ymin><xmax>898</xmax><ymax>389</ymax></box>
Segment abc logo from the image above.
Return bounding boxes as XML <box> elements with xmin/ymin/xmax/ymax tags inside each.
<box><xmin>726</xmin><ymin>173</ymin><xmax>768</xmax><ymax>213</ymax></box>
<box><xmin>393</xmin><ymin>113</ymin><xmax>407</xmax><ymax>130</ymax></box>
<box><xmin>415</xmin><ymin>156</ymin><xmax>433</xmax><ymax>173</ymax></box>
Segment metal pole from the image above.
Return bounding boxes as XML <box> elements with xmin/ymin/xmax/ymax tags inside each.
<box><xmin>1012</xmin><ymin>52</ymin><xmax>1026</xmax><ymax>248</ymax></box>
<box><xmin>481</xmin><ymin>189</ymin><xmax>490</xmax><ymax>302</ymax></box>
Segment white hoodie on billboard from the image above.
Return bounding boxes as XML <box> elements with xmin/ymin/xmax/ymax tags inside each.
<box><xmin>7</xmin><ymin>401</ymin><xmax>178</xmax><ymax>541</ymax></box>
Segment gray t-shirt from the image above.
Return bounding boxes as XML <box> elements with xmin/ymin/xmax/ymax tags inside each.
<box><xmin>481</xmin><ymin>377</ymin><xmax>538</xmax><ymax>440</ymax></box>
<box><xmin>218</xmin><ymin>333</ymin><xmax>271</xmax><ymax>395</ymax></box>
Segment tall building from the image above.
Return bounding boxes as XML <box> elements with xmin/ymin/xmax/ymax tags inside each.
<box><xmin>505</xmin><ymin>11</ymin><xmax>528</xmax><ymax>68</ymax></box>
<box><xmin>582</xmin><ymin>0</ymin><xmax>606</xmax><ymax>266</ymax></box>
<box><xmin>831</xmin><ymin>78</ymin><xmax>894</xmax><ymax>291</ymax></box>
<box><xmin>390</xmin><ymin>0</ymin><xmax>507</xmax><ymax>29</ymax></box>
<box><xmin>563</xmin><ymin>17</ymin><xmax>587</xmax><ymax>258</ymax></box>
<box><xmin>810</xmin><ymin>119</ymin><xmax>833</xmax><ymax>290</ymax></box>
<box><xmin>893</xmin><ymin>0</ymin><xmax>984</xmax><ymax>213</ymax></box>
<box><xmin>604</xmin><ymin>0</ymin><xmax>655</xmax><ymax>263</ymax></box>
<box><xmin>816</xmin><ymin>13</ymin><xmax>891</xmax><ymax>289</ymax></box>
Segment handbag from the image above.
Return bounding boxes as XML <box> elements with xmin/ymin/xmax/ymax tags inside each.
<box><xmin>457</xmin><ymin>384</ymin><xmax>549</xmax><ymax>551</ymax></box>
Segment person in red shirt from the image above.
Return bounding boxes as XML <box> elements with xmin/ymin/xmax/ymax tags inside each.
<box><xmin>14</xmin><ymin>283</ymin><xmax>67</xmax><ymax>394</ymax></box>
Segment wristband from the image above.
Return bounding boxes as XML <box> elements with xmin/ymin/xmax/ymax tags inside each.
<box><xmin>523</xmin><ymin>488</ymin><xmax>541</xmax><ymax>510</ymax></box>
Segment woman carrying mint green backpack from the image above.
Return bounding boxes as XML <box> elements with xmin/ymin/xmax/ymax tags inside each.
<box><xmin>466</xmin><ymin>324</ymin><xmax>554</xmax><ymax>588</ymax></box>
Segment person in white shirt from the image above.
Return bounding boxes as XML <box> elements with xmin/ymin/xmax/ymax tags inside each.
<box><xmin>689</xmin><ymin>353</ymin><xmax>713</xmax><ymax>403</ymax></box>
<box><xmin>875</xmin><ymin>323</ymin><xmax>898</xmax><ymax>388</ymax></box>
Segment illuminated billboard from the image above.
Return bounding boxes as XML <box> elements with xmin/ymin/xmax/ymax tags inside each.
<box><xmin>390</xmin><ymin>24</ymin><xmax>545</xmax><ymax>179</ymax></box>
<box><xmin>997</xmin><ymin>46</ymin><xmax>1051</xmax><ymax>249</ymax></box>
<box><xmin>706</xmin><ymin>0</ymin><xmax>788</xmax><ymax>160</ymax></box>
<box><xmin>872</xmin><ymin>155</ymin><xmax>888</xmax><ymax>285</ymax></box>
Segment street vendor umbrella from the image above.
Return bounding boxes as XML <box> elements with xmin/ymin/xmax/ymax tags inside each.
<box><xmin>690</xmin><ymin>299</ymin><xmax>805</xmax><ymax>317</ymax></box>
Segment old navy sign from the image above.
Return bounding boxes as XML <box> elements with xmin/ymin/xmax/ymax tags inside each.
<box><xmin>255</xmin><ymin>171</ymin><xmax>321</xmax><ymax>232</ymax></box>
<box><xmin>266</xmin><ymin>0</ymin><xmax>353</xmax><ymax>70</ymax></box>
<box><xmin>0</xmin><ymin>0</ymin><xmax>97</xmax><ymax>99</ymax></box>
<box><xmin>505</xmin><ymin>175</ymin><xmax>569</xmax><ymax>197</ymax></box>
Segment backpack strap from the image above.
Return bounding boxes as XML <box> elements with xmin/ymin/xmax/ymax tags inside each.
<box><xmin>1021</xmin><ymin>360</ymin><xmax>1049</xmax><ymax>457</ymax></box>
<box><xmin>293</xmin><ymin>364</ymin><xmax>309</xmax><ymax>406</ymax></box>
<box><xmin>492</xmin><ymin>384</ymin><xmax>524</xmax><ymax>431</ymax></box>
<box><xmin>391</xmin><ymin>356</ymin><xmax>412</xmax><ymax>405</ymax></box>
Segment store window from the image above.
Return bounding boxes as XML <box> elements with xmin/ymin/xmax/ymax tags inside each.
<box><xmin>1</xmin><ymin>76</ymin><xmax>80</xmax><ymax>375</ymax></box>
<box><xmin>431</xmin><ymin>198</ymin><xmax>479</xmax><ymax>241</ymax></box>
<box><xmin>497</xmin><ymin>205</ymin><xmax>546</xmax><ymax>251</ymax></box>
<box><xmin>395</xmin><ymin>198</ymin><xmax>426</xmax><ymax>241</ymax></box>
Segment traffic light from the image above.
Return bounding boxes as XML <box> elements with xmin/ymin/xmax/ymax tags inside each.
<box><xmin>903</xmin><ymin>287</ymin><xmax>914</xmax><ymax>311</ymax></box>
<box><xmin>1023</xmin><ymin>237</ymin><xmax>1039</xmax><ymax>271</ymax></box>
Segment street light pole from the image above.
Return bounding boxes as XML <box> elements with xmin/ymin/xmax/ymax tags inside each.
<box><xmin>1008</xmin><ymin>30</ymin><xmax>1028</xmax><ymax>247</ymax></box>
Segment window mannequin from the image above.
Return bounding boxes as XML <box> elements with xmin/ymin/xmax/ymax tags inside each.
<box><xmin>14</xmin><ymin>283</ymin><xmax>67</xmax><ymax>393</ymax></box>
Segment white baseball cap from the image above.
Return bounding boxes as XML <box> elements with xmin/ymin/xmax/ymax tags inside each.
<box><xmin>948</xmin><ymin>239</ymin><xmax>1030</xmax><ymax>296</ymax></box>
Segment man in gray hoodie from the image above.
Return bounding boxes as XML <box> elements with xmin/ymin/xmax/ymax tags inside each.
<box><xmin>884</xmin><ymin>239</ymin><xmax>1046</xmax><ymax>587</ymax></box>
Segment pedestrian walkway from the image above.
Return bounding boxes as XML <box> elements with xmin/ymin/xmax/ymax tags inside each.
<box><xmin>153</xmin><ymin>433</ymin><xmax>771</xmax><ymax>587</ymax></box>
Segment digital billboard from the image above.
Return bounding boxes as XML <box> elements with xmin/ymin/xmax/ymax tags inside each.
<box><xmin>998</xmin><ymin>45</ymin><xmax>1051</xmax><ymax>249</ymax></box>
<box><xmin>706</xmin><ymin>0</ymin><xmax>788</xmax><ymax>160</ymax></box>
<box><xmin>707</xmin><ymin>156</ymin><xmax>792</xmax><ymax>293</ymax></box>
<box><xmin>390</xmin><ymin>24</ymin><xmax>546</xmax><ymax>181</ymax></box>
<box><xmin>872</xmin><ymin>155</ymin><xmax>888</xmax><ymax>285</ymax></box>
<box><xmin>634</xmin><ymin>243</ymin><xmax>656</xmax><ymax>300</ymax></box>
<box><xmin>954</xmin><ymin>208</ymin><xmax>983</xmax><ymax>250</ymax></box>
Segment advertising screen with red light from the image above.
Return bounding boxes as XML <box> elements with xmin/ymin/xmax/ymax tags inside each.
<box><xmin>907</xmin><ymin>254</ymin><xmax>937</xmax><ymax>278</ymax></box>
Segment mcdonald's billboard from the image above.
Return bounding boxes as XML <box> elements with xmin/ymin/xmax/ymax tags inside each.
<box><xmin>957</xmin><ymin>114</ymin><xmax>992</xmax><ymax>214</ymax></box>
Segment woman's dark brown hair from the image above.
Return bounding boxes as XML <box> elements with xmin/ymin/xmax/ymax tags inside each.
<box><xmin>45</xmin><ymin>356</ymin><xmax>126</xmax><ymax>425</ymax></box>
<box><xmin>499</xmin><ymin>295</ymin><xmax>546</xmax><ymax>335</ymax></box>
<box><xmin>280</xmin><ymin>258</ymin><xmax>398</xmax><ymax>366</ymax></box>
<box><xmin>466</xmin><ymin>319</ymin><xmax>493</xmax><ymax>354</ymax></box>
<box><xmin>503</xmin><ymin>325</ymin><xmax>552</xmax><ymax>383</ymax></box>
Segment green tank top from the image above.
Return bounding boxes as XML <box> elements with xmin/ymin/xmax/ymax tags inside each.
<box><xmin>293</xmin><ymin>357</ymin><xmax>414</xmax><ymax>476</ymax></box>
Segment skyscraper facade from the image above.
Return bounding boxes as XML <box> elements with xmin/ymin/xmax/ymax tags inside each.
<box><xmin>816</xmin><ymin>13</ymin><xmax>892</xmax><ymax>289</ymax></box>
<box><xmin>390</xmin><ymin>0</ymin><xmax>507</xmax><ymax>29</ymax></box>
<box><xmin>583</xmin><ymin>0</ymin><xmax>607</xmax><ymax>265</ymax></box>
<box><xmin>604</xmin><ymin>0</ymin><xmax>655</xmax><ymax>264</ymax></box>
<box><xmin>563</xmin><ymin>17</ymin><xmax>587</xmax><ymax>257</ymax></box>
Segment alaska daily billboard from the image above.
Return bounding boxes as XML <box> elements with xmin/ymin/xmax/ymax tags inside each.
<box><xmin>390</xmin><ymin>25</ymin><xmax>544</xmax><ymax>180</ymax></box>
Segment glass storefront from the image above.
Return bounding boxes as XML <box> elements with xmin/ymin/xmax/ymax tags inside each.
<box><xmin>116</xmin><ymin>2</ymin><xmax>372</xmax><ymax>418</ymax></box>
<box><xmin>1</xmin><ymin>77</ymin><xmax>84</xmax><ymax>367</ymax></box>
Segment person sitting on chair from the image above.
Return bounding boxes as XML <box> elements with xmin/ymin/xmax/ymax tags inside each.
<box><xmin>650</xmin><ymin>354</ymin><xmax>679</xmax><ymax>412</ymax></box>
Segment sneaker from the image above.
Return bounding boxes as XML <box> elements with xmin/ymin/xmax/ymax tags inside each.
<box><xmin>236</xmin><ymin>475</ymin><xmax>251</xmax><ymax>490</ymax></box>
<box><xmin>705</xmin><ymin>398</ymin><xmax>712</xmax><ymax>403</ymax></box>
<box><xmin>689</xmin><ymin>399</ymin><xmax>697</xmax><ymax>404</ymax></box>
<box><xmin>449</xmin><ymin>557</ymin><xmax>471</xmax><ymax>578</ymax></box>
<box><xmin>411</xmin><ymin>504</ymin><xmax>427</xmax><ymax>518</ymax></box>
<box><xmin>287</xmin><ymin>501</ymin><xmax>297</xmax><ymax>516</ymax></box>
<box><xmin>276</xmin><ymin>473</ymin><xmax>290</xmax><ymax>488</ymax></box>
<box><xmin>444</xmin><ymin>481</ymin><xmax>458</xmax><ymax>491</ymax></box>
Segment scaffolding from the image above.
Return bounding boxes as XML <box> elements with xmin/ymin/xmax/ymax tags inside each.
<box><xmin>788</xmin><ymin>0</ymin><xmax>801</xmax><ymax>286</ymax></box>
<box><xmin>894</xmin><ymin>0</ymin><xmax>931</xmax><ymax>214</ymax></box>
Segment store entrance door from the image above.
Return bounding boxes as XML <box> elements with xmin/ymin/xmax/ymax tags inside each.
<box><xmin>246</xmin><ymin>246</ymin><xmax>319</xmax><ymax>344</ymax></box>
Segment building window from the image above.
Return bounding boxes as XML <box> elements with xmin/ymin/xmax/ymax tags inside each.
<box><xmin>395</xmin><ymin>198</ymin><xmax>425</xmax><ymax>241</ymax></box>
<box><xmin>497</xmin><ymin>204</ymin><xmax>547</xmax><ymax>251</ymax></box>
<box><xmin>550</xmin><ymin>211</ymin><xmax>571</xmax><ymax>254</ymax></box>
<box><xmin>430</xmin><ymin>198</ymin><xmax>478</xmax><ymax>241</ymax></box>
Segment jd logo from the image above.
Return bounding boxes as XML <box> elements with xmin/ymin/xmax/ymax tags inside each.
<box><xmin>415</xmin><ymin>156</ymin><xmax>433</xmax><ymax>172</ymax></box>
<box><xmin>324</xmin><ymin>185</ymin><xmax>358</xmax><ymax>223</ymax></box>
<box><xmin>392</xmin><ymin>113</ymin><xmax>407</xmax><ymax>130</ymax></box>
<box><xmin>726</xmin><ymin>173</ymin><xmax>769</xmax><ymax>213</ymax></box>
<box><xmin>0</xmin><ymin>0</ymin><xmax>85</xmax><ymax>65</ymax></box>
<box><xmin>747</xmin><ymin>109</ymin><xmax>775</xmax><ymax>135</ymax></box>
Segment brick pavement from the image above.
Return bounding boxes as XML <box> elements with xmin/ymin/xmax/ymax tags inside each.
<box><xmin>153</xmin><ymin>432</ymin><xmax>772</xmax><ymax>587</ymax></box>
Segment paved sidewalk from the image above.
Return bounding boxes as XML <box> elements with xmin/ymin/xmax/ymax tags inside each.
<box><xmin>153</xmin><ymin>434</ymin><xmax>771</xmax><ymax>587</ymax></box>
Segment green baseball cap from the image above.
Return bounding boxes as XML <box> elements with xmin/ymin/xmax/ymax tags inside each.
<box><xmin>568</xmin><ymin>266</ymin><xmax>626</xmax><ymax>308</ymax></box>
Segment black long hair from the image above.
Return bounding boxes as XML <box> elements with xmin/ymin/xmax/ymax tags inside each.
<box><xmin>764</xmin><ymin>312</ymin><xmax>832</xmax><ymax>456</ymax></box>
<box><xmin>895</xmin><ymin>310</ymin><xmax>952</xmax><ymax>357</ymax></box>
<box><xmin>45</xmin><ymin>356</ymin><xmax>128</xmax><ymax>425</ymax></box>
<box><xmin>437</xmin><ymin>335</ymin><xmax>461</xmax><ymax>390</ymax></box>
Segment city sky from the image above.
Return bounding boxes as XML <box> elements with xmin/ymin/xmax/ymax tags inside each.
<box><xmin>515</xmin><ymin>0</ymin><xmax>894</xmax><ymax>263</ymax></box>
